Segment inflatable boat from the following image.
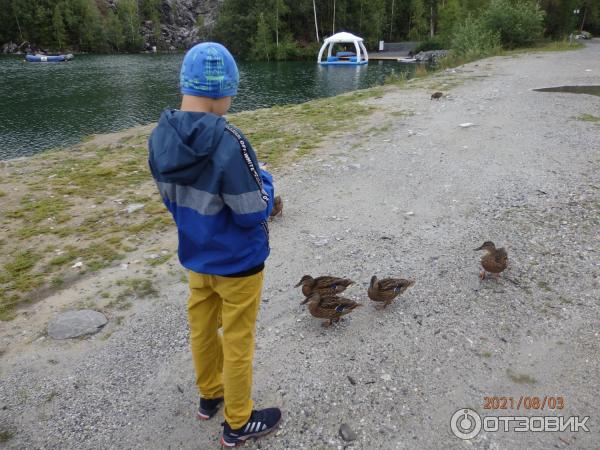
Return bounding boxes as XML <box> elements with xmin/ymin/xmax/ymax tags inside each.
<box><xmin>26</xmin><ymin>54</ymin><xmax>74</xmax><ymax>63</ymax></box>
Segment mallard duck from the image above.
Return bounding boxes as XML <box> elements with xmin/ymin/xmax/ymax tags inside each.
<box><xmin>368</xmin><ymin>275</ymin><xmax>415</xmax><ymax>308</ymax></box>
<box><xmin>295</xmin><ymin>275</ymin><xmax>354</xmax><ymax>297</ymax></box>
<box><xmin>269</xmin><ymin>196</ymin><xmax>283</xmax><ymax>220</ymax></box>
<box><xmin>300</xmin><ymin>292</ymin><xmax>362</xmax><ymax>327</ymax></box>
<box><xmin>475</xmin><ymin>241</ymin><xmax>508</xmax><ymax>279</ymax></box>
<box><xmin>431</xmin><ymin>92</ymin><xmax>443</xmax><ymax>100</ymax></box>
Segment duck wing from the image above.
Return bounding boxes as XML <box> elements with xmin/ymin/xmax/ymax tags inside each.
<box><xmin>379</xmin><ymin>278</ymin><xmax>414</xmax><ymax>292</ymax></box>
<box><xmin>314</xmin><ymin>276</ymin><xmax>354</xmax><ymax>292</ymax></box>
<box><xmin>495</xmin><ymin>248</ymin><xmax>508</xmax><ymax>265</ymax></box>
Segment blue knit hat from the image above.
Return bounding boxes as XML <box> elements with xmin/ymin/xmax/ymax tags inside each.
<box><xmin>180</xmin><ymin>42</ymin><xmax>239</xmax><ymax>98</ymax></box>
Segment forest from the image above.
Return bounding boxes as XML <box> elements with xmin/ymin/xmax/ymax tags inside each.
<box><xmin>0</xmin><ymin>0</ymin><xmax>598</xmax><ymax>58</ymax></box>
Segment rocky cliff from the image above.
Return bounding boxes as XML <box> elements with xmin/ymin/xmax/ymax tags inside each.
<box><xmin>124</xmin><ymin>0</ymin><xmax>224</xmax><ymax>50</ymax></box>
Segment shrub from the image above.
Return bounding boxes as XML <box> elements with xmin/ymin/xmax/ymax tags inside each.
<box><xmin>414</xmin><ymin>37</ymin><xmax>446</xmax><ymax>53</ymax></box>
<box><xmin>482</xmin><ymin>0</ymin><xmax>545</xmax><ymax>48</ymax></box>
<box><xmin>450</xmin><ymin>16</ymin><xmax>501</xmax><ymax>60</ymax></box>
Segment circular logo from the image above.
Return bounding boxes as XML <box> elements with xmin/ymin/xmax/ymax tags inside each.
<box><xmin>450</xmin><ymin>408</ymin><xmax>482</xmax><ymax>440</ymax></box>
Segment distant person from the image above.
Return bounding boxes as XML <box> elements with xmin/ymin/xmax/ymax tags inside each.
<box><xmin>148</xmin><ymin>42</ymin><xmax>281</xmax><ymax>447</ymax></box>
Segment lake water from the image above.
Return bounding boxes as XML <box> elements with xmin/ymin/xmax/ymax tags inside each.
<box><xmin>0</xmin><ymin>54</ymin><xmax>416</xmax><ymax>160</ymax></box>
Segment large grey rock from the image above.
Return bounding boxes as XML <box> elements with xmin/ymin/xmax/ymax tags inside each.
<box><xmin>414</xmin><ymin>50</ymin><xmax>449</xmax><ymax>62</ymax></box>
<box><xmin>339</xmin><ymin>423</ymin><xmax>358</xmax><ymax>441</ymax></box>
<box><xmin>47</xmin><ymin>310</ymin><xmax>108</xmax><ymax>340</ymax></box>
<box><xmin>2</xmin><ymin>42</ymin><xmax>18</xmax><ymax>54</ymax></box>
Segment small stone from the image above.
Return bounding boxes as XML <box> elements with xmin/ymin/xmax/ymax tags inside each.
<box><xmin>381</xmin><ymin>374</ymin><xmax>392</xmax><ymax>382</ymax></box>
<box><xmin>47</xmin><ymin>310</ymin><xmax>108</xmax><ymax>339</ymax></box>
<box><xmin>125</xmin><ymin>203</ymin><xmax>144</xmax><ymax>214</ymax></box>
<box><xmin>71</xmin><ymin>261</ymin><xmax>83</xmax><ymax>269</ymax></box>
<box><xmin>347</xmin><ymin>375</ymin><xmax>356</xmax><ymax>385</ymax></box>
<box><xmin>313</xmin><ymin>239</ymin><xmax>329</xmax><ymax>247</ymax></box>
<box><xmin>339</xmin><ymin>423</ymin><xmax>357</xmax><ymax>442</ymax></box>
<box><xmin>459</xmin><ymin>122</ymin><xmax>475</xmax><ymax>128</ymax></box>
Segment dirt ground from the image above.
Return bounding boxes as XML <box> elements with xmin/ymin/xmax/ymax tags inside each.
<box><xmin>1</xmin><ymin>40</ymin><xmax>599</xmax><ymax>449</ymax></box>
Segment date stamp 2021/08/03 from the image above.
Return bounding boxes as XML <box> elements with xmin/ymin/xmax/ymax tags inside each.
<box><xmin>483</xmin><ymin>395</ymin><xmax>565</xmax><ymax>411</ymax></box>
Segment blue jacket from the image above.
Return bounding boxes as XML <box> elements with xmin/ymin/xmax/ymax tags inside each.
<box><xmin>148</xmin><ymin>110</ymin><xmax>274</xmax><ymax>276</ymax></box>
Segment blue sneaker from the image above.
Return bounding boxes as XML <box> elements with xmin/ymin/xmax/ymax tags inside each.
<box><xmin>221</xmin><ymin>407</ymin><xmax>282</xmax><ymax>447</ymax></box>
<box><xmin>197</xmin><ymin>397</ymin><xmax>224</xmax><ymax>420</ymax></box>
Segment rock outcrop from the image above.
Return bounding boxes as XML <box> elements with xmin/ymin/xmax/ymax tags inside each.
<box><xmin>414</xmin><ymin>50</ymin><xmax>449</xmax><ymax>63</ymax></box>
<box><xmin>111</xmin><ymin>0</ymin><xmax>224</xmax><ymax>50</ymax></box>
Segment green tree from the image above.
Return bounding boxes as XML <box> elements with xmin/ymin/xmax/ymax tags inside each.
<box><xmin>437</xmin><ymin>0</ymin><xmax>461</xmax><ymax>44</ymax></box>
<box><xmin>451</xmin><ymin>14</ymin><xmax>501</xmax><ymax>58</ymax></box>
<box><xmin>252</xmin><ymin>12</ymin><xmax>272</xmax><ymax>60</ymax></box>
<box><xmin>482</xmin><ymin>0</ymin><xmax>544</xmax><ymax>48</ymax></box>
<box><xmin>409</xmin><ymin>0</ymin><xmax>428</xmax><ymax>40</ymax></box>
<box><xmin>213</xmin><ymin>0</ymin><xmax>257</xmax><ymax>55</ymax></box>
<box><xmin>117</xmin><ymin>0</ymin><xmax>143</xmax><ymax>51</ymax></box>
<box><xmin>106</xmin><ymin>8</ymin><xmax>125</xmax><ymax>51</ymax></box>
<box><xmin>52</xmin><ymin>3</ymin><xmax>67</xmax><ymax>49</ymax></box>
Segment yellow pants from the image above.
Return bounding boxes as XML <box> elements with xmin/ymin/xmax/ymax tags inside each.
<box><xmin>187</xmin><ymin>270</ymin><xmax>263</xmax><ymax>429</ymax></box>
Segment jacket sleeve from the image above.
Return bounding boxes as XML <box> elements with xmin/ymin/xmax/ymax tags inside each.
<box><xmin>221</xmin><ymin>137</ymin><xmax>275</xmax><ymax>228</ymax></box>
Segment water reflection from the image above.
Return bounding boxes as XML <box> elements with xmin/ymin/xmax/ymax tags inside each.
<box><xmin>316</xmin><ymin>64</ymin><xmax>368</xmax><ymax>96</ymax></box>
<box><xmin>0</xmin><ymin>55</ymin><xmax>411</xmax><ymax>159</ymax></box>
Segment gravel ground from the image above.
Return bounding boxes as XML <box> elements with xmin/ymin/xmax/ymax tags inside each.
<box><xmin>1</xmin><ymin>41</ymin><xmax>599</xmax><ymax>450</ymax></box>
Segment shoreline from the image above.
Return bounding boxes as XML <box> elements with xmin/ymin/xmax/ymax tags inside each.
<box><xmin>1</xmin><ymin>40</ymin><xmax>581</xmax><ymax>163</ymax></box>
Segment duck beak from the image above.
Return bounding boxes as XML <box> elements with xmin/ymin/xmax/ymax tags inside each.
<box><xmin>294</xmin><ymin>281</ymin><xmax>302</xmax><ymax>287</ymax></box>
<box><xmin>474</xmin><ymin>245</ymin><xmax>484</xmax><ymax>251</ymax></box>
<box><xmin>300</xmin><ymin>297</ymin><xmax>310</xmax><ymax>305</ymax></box>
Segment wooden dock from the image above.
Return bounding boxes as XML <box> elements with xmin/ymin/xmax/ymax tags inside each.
<box><xmin>369</xmin><ymin>52</ymin><xmax>408</xmax><ymax>61</ymax></box>
<box><xmin>370</xmin><ymin>52</ymin><xmax>411</xmax><ymax>61</ymax></box>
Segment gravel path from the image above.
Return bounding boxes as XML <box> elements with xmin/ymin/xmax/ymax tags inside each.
<box><xmin>1</xmin><ymin>41</ymin><xmax>599</xmax><ymax>450</ymax></box>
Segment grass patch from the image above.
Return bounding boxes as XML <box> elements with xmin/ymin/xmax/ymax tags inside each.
<box><xmin>502</xmin><ymin>40</ymin><xmax>584</xmax><ymax>55</ymax></box>
<box><xmin>435</xmin><ymin>39</ymin><xmax>583</xmax><ymax>72</ymax></box>
<box><xmin>230</xmin><ymin>88</ymin><xmax>382</xmax><ymax>164</ymax></box>
<box><xmin>576</xmin><ymin>114</ymin><xmax>600</xmax><ymax>123</ymax></box>
<box><xmin>537</xmin><ymin>280</ymin><xmax>552</xmax><ymax>292</ymax></box>
<box><xmin>118</xmin><ymin>278</ymin><xmax>155</xmax><ymax>302</ymax></box>
<box><xmin>507</xmin><ymin>369</ymin><xmax>537</xmax><ymax>384</ymax></box>
<box><xmin>106</xmin><ymin>278</ymin><xmax>158</xmax><ymax>311</ymax></box>
<box><xmin>0</xmin><ymin>429</ymin><xmax>14</xmax><ymax>443</ymax></box>
<box><xmin>50</xmin><ymin>277</ymin><xmax>64</xmax><ymax>288</ymax></box>
<box><xmin>147</xmin><ymin>254</ymin><xmax>172</xmax><ymax>266</ymax></box>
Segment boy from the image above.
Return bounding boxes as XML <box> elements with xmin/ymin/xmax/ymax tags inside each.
<box><xmin>148</xmin><ymin>42</ymin><xmax>281</xmax><ymax>447</ymax></box>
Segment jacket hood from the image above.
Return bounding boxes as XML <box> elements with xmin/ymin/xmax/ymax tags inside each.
<box><xmin>149</xmin><ymin>110</ymin><xmax>226</xmax><ymax>184</ymax></box>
